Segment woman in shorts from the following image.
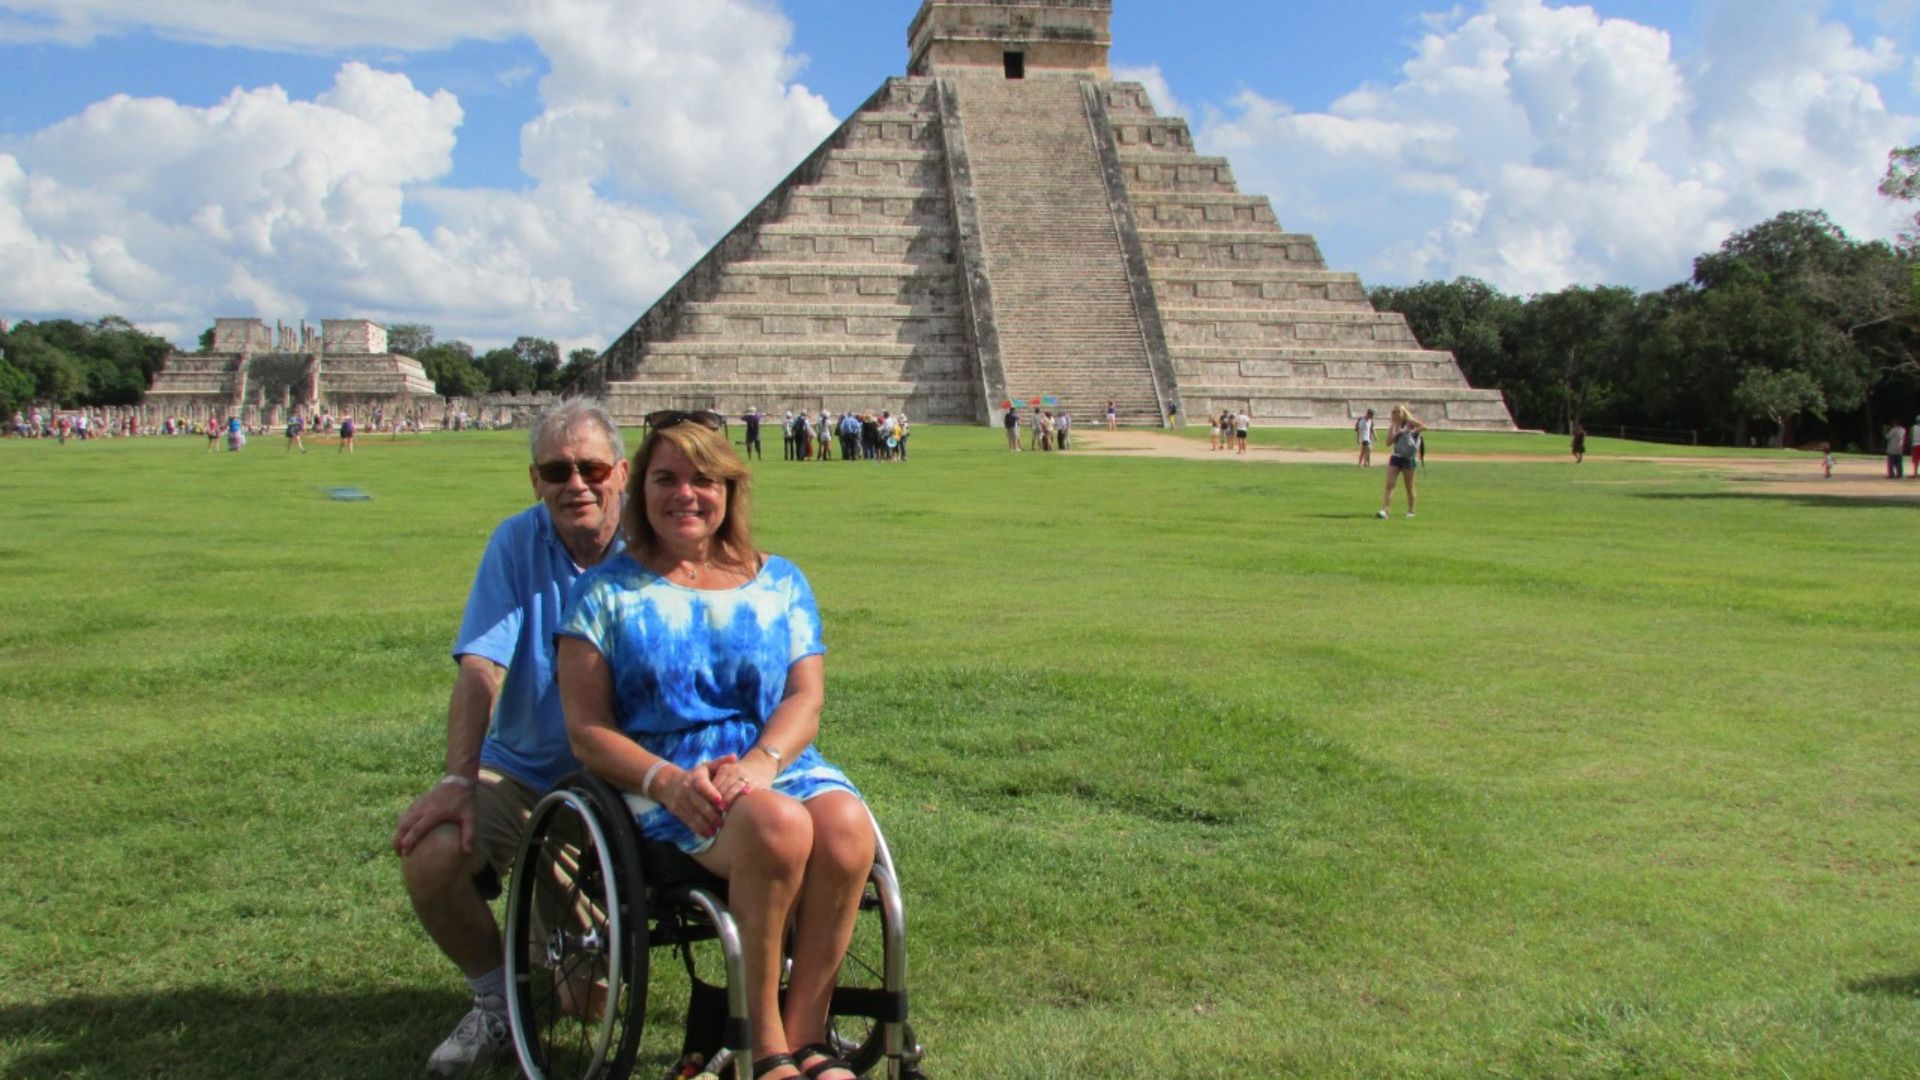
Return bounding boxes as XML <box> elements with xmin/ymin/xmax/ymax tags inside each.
<box><xmin>1377</xmin><ymin>404</ymin><xmax>1427</xmax><ymax>519</ymax></box>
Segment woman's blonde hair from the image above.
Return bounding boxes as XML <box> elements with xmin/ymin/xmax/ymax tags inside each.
<box><xmin>624</xmin><ymin>421</ymin><xmax>757</xmax><ymax>569</ymax></box>
<box><xmin>1391</xmin><ymin>403</ymin><xmax>1418</xmax><ymax>426</ymax></box>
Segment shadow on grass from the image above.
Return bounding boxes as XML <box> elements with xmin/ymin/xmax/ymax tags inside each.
<box><xmin>1846</xmin><ymin>973</ymin><xmax>1920</xmax><ymax>999</ymax></box>
<box><xmin>1634</xmin><ymin>491</ymin><xmax>1920</xmax><ymax>511</ymax></box>
<box><xmin>0</xmin><ymin>987</ymin><xmax>496</xmax><ymax>1078</ymax></box>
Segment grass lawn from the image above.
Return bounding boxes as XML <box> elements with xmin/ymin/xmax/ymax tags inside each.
<box><xmin>1</xmin><ymin>426</ymin><xmax>1916</xmax><ymax>1078</ymax></box>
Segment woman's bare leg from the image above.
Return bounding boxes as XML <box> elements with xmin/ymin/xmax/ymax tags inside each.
<box><xmin>783</xmin><ymin>793</ymin><xmax>875</xmax><ymax>1068</ymax></box>
<box><xmin>694</xmin><ymin>793</ymin><xmax>813</xmax><ymax>1074</ymax></box>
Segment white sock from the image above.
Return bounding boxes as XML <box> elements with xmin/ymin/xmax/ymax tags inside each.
<box><xmin>467</xmin><ymin>967</ymin><xmax>507</xmax><ymax>1005</ymax></box>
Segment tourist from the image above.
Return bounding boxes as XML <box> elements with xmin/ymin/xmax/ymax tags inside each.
<box><xmin>1823</xmin><ymin>444</ymin><xmax>1835</xmax><ymax>479</ymax></box>
<box><xmin>339</xmin><ymin>414</ymin><xmax>356</xmax><ymax>454</ymax></box>
<box><xmin>285</xmin><ymin>412</ymin><xmax>307</xmax><ymax>454</ymax></box>
<box><xmin>791</xmin><ymin>411</ymin><xmax>812</xmax><ymax>461</ymax></box>
<box><xmin>815</xmin><ymin>411</ymin><xmax>832</xmax><ymax>461</ymax></box>
<box><xmin>1031</xmin><ymin>409</ymin><xmax>1047</xmax><ymax>451</ymax></box>
<box><xmin>1055</xmin><ymin>411</ymin><xmax>1070</xmax><ymax>450</ymax></box>
<box><xmin>1355</xmin><ymin>409</ymin><xmax>1374</xmax><ymax>467</ymax></box>
<box><xmin>1004</xmin><ymin>404</ymin><xmax>1021</xmax><ymax>451</ymax></box>
<box><xmin>1571</xmin><ymin>423</ymin><xmax>1586</xmax><ymax>464</ymax></box>
<box><xmin>742</xmin><ymin>407</ymin><xmax>763</xmax><ymax>460</ymax></box>
<box><xmin>556</xmin><ymin>412</ymin><xmax>870</xmax><ymax>1080</ymax></box>
<box><xmin>391</xmin><ymin>399</ymin><xmax>630</xmax><ymax>1075</ymax></box>
<box><xmin>1887</xmin><ymin>422</ymin><xmax>1907</xmax><ymax>479</ymax></box>
<box><xmin>1909</xmin><ymin>417</ymin><xmax>1919</xmax><ymax>478</ymax></box>
<box><xmin>1234</xmin><ymin>409</ymin><xmax>1250</xmax><ymax>454</ymax></box>
<box><xmin>838</xmin><ymin>411</ymin><xmax>860</xmax><ymax>461</ymax></box>
<box><xmin>1207</xmin><ymin>413</ymin><xmax>1220</xmax><ymax>451</ymax></box>
<box><xmin>1106</xmin><ymin>400</ymin><xmax>1117</xmax><ymax>431</ymax></box>
<box><xmin>1377</xmin><ymin>404</ymin><xmax>1427</xmax><ymax>519</ymax></box>
<box><xmin>227</xmin><ymin>413</ymin><xmax>245</xmax><ymax>452</ymax></box>
<box><xmin>896</xmin><ymin>412</ymin><xmax>910</xmax><ymax>461</ymax></box>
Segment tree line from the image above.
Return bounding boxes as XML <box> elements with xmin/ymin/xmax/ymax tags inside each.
<box><xmin>0</xmin><ymin>318</ymin><xmax>604</xmax><ymax>418</ymax></box>
<box><xmin>1372</xmin><ymin>176</ymin><xmax>1920</xmax><ymax>450</ymax></box>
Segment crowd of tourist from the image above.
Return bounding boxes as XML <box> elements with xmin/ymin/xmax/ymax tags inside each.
<box><xmin>999</xmin><ymin>405</ymin><xmax>1077</xmax><ymax>451</ymax></box>
<box><xmin>738</xmin><ymin>408</ymin><xmax>913</xmax><ymax>463</ymax></box>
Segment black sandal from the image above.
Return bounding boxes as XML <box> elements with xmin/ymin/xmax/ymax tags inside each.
<box><xmin>795</xmin><ymin>1042</ymin><xmax>857</xmax><ymax>1080</ymax></box>
<box><xmin>753</xmin><ymin>1052</ymin><xmax>800</xmax><ymax>1079</ymax></box>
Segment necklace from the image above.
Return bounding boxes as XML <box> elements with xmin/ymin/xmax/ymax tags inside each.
<box><xmin>682</xmin><ymin>556</ymin><xmax>714</xmax><ymax>582</ymax></box>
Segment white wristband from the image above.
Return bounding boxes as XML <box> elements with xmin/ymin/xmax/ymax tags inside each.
<box><xmin>641</xmin><ymin>761</ymin><xmax>669</xmax><ymax>800</ymax></box>
<box><xmin>437</xmin><ymin>773</ymin><xmax>475</xmax><ymax>791</ymax></box>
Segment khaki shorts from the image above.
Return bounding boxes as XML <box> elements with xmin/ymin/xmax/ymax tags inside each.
<box><xmin>473</xmin><ymin>768</ymin><xmax>544</xmax><ymax>884</ymax></box>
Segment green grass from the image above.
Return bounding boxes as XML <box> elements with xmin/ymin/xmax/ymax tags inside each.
<box><xmin>2</xmin><ymin>428</ymin><xmax>1917</xmax><ymax>1078</ymax></box>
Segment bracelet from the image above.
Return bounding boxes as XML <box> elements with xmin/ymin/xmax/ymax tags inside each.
<box><xmin>753</xmin><ymin>743</ymin><xmax>784</xmax><ymax>769</ymax></box>
<box><xmin>641</xmin><ymin>761</ymin><xmax>669</xmax><ymax>800</ymax></box>
<box><xmin>436</xmin><ymin>773</ymin><xmax>476</xmax><ymax>791</ymax></box>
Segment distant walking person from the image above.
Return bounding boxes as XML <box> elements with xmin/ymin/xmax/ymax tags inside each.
<box><xmin>1888</xmin><ymin>422</ymin><xmax>1908</xmax><ymax>479</ymax></box>
<box><xmin>339</xmin><ymin>414</ymin><xmax>356</xmax><ymax>454</ymax></box>
<box><xmin>285</xmin><ymin>413</ymin><xmax>307</xmax><ymax>454</ymax></box>
<box><xmin>1004</xmin><ymin>405</ymin><xmax>1021</xmax><ymax>451</ymax></box>
<box><xmin>1355</xmin><ymin>409</ymin><xmax>1374</xmax><ymax>467</ymax></box>
<box><xmin>1377</xmin><ymin>404</ymin><xmax>1427</xmax><ymax>519</ymax></box>
<box><xmin>1234</xmin><ymin>410</ymin><xmax>1250</xmax><ymax>454</ymax></box>
<box><xmin>227</xmin><ymin>413</ymin><xmax>245</xmax><ymax>452</ymax></box>
<box><xmin>1055</xmin><ymin>410</ymin><xmax>1070</xmax><ymax>450</ymax></box>
<box><xmin>1105</xmin><ymin>400</ymin><xmax>1116</xmax><ymax>431</ymax></box>
<box><xmin>1571</xmin><ymin>423</ymin><xmax>1586</xmax><ymax>464</ymax></box>
<box><xmin>1909</xmin><ymin>417</ymin><xmax>1919</xmax><ymax>477</ymax></box>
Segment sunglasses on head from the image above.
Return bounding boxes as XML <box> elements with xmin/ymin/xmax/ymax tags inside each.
<box><xmin>644</xmin><ymin>409</ymin><xmax>725</xmax><ymax>431</ymax></box>
<box><xmin>535</xmin><ymin>459</ymin><xmax>617</xmax><ymax>484</ymax></box>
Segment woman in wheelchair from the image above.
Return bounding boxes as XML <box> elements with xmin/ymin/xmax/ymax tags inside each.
<box><xmin>556</xmin><ymin>411</ymin><xmax>873</xmax><ymax>1080</ymax></box>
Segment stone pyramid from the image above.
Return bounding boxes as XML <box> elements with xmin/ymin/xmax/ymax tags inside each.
<box><xmin>582</xmin><ymin>0</ymin><xmax>1515</xmax><ymax>431</ymax></box>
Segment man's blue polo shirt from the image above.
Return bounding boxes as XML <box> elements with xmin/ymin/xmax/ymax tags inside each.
<box><xmin>454</xmin><ymin>504</ymin><xmax>625</xmax><ymax>792</ymax></box>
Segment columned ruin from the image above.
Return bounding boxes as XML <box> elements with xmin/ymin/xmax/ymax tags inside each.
<box><xmin>582</xmin><ymin>0</ymin><xmax>1516</xmax><ymax>430</ymax></box>
<box><xmin>145</xmin><ymin>318</ymin><xmax>439</xmax><ymax>426</ymax></box>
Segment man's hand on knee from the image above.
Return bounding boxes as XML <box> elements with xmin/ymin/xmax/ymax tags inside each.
<box><xmin>393</xmin><ymin>778</ymin><xmax>477</xmax><ymax>857</ymax></box>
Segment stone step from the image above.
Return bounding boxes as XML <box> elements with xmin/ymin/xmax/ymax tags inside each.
<box><xmin>1131</xmin><ymin>191</ymin><xmax>1279</xmax><ymax>230</ymax></box>
<box><xmin>606</xmin><ymin>378</ymin><xmax>983</xmax><ymax>425</ymax></box>
<box><xmin>1178</xmin><ymin>384</ymin><xmax>1514</xmax><ymax>429</ymax></box>
<box><xmin>714</xmin><ymin>264</ymin><xmax>959</xmax><ymax>304</ymax></box>
<box><xmin>1142</xmin><ymin>229</ymin><xmax>1328</xmax><ymax>269</ymax></box>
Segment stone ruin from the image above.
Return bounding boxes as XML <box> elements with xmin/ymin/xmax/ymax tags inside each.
<box><xmin>144</xmin><ymin>317</ymin><xmax>439</xmax><ymax>427</ymax></box>
<box><xmin>579</xmin><ymin>0</ymin><xmax>1515</xmax><ymax>430</ymax></box>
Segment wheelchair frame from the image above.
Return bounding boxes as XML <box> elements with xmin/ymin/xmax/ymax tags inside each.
<box><xmin>502</xmin><ymin>772</ymin><xmax>926</xmax><ymax>1080</ymax></box>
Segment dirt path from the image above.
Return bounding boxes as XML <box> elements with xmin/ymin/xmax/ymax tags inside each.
<box><xmin>1068</xmin><ymin>429</ymin><xmax>1920</xmax><ymax>502</ymax></box>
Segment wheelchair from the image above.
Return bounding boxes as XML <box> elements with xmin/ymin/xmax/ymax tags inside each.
<box><xmin>502</xmin><ymin>771</ymin><xmax>927</xmax><ymax>1080</ymax></box>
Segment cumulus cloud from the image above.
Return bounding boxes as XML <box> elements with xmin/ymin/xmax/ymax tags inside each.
<box><xmin>1194</xmin><ymin>0</ymin><xmax>1920</xmax><ymax>293</ymax></box>
<box><xmin>0</xmin><ymin>62</ymin><xmax>693</xmax><ymax>348</ymax></box>
<box><xmin>0</xmin><ymin>0</ymin><xmax>836</xmax><ymax>350</ymax></box>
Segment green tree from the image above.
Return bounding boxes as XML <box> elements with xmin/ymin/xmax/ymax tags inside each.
<box><xmin>387</xmin><ymin>323</ymin><xmax>435</xmax><ymax>357</ymax></box>
<box><xmin>0</xmin><ymin>359</ymin><xmax>33</xmax><ymax>417</ymax></box>
<box><xmin>415</xmin><ymin>341</ymin><xmax>489</xmax><ymax>399</ymax></box>
<box><xmin>1513</xmin><ymin>286</ymin><xmax>1638</xmax><ymax>433</ymax></box>
<box><xmin>513</xmin><ymin>336</ymin><xmax>561</xmax><ymax>391</ymax></box>
<box><xmin>479</xmin><ymin>347</ymin><xmax>534</xmax><ymax>394</ymax></box>
<box><xmin>1732</xmin><ymin>367</ymin><xmax>1825</xmax><ymax>445</ymax></box>
<box><xmin>1370</xmin><ymin>277</ymin><xmax>1521</xmax><ymax>390</ymax></box>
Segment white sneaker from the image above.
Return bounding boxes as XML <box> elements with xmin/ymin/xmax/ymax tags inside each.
<box><xmin>1406</xmin><ymin>512</ymin><xmax>1416</xmax><ymax>518</ymax></box>
<box><xmin>1375</xmin><ymin>509</ymin><xmax>1388</xmax><ymax>519</ymax></box>
<box><xmin>426</xmin><ymin>994</ymin><xmax>510</xmax><ymax>1075</ymax></box>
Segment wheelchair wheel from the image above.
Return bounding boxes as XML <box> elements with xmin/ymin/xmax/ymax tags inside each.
<box><xmin>506</xmin><ymin>785</ymin><xmax>650</xmax><ymax>1080</ymax></box>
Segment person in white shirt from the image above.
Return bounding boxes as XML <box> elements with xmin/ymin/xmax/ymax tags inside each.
<box><xmin>1888</xmin><ymin>423</ymin><xmax>1908</xmax><ymax>479</ymax></box>
<box><xmin>1355</xmin><ymin>410</ymin><xmax>1374</xmax><ymax>467</ymax></box>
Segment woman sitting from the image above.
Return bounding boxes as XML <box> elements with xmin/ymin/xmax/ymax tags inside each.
<box><xmin>557</xmin><ymin>410</ymin><xmax>872</xmax><ymax>1080</ymax></box>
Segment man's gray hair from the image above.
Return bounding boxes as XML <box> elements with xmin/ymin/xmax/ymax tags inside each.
<box><xmin>529</xmin><ymin>397</ymin><xmax>626</xmax><ymax>463</ymax></box>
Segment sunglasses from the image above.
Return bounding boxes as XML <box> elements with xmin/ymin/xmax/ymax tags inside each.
<box><xmin>644</xmin><ymin>409</ymin><xmax>725</xmax><ymax>431</ymax></box>
<box><xmin>535</xmin><ymin>459</ymin><xmax>617</xmax><ymax>484</ymax></box>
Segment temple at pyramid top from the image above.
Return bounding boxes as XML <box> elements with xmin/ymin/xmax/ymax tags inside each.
<box><xmin>579</xmin><ymin>0</ymin><xmax>1515</xmax><ymax>431</ymax></box>
<box><xmin>908</xmin><ymin>0</ymin><xmax>1112</xmax><ymax>78</ymax></box>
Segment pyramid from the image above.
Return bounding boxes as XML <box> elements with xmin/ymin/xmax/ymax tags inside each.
<box><xmin>582</xmin><ymin>0</ymin><xmax>1516</xmax><ymax>431</ymax></box>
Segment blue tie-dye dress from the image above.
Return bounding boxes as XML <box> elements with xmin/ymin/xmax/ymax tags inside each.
<box><xmin>557</xmin><ymin>552</ymin><xmax>861</xmax><ymax>853</ymax></box>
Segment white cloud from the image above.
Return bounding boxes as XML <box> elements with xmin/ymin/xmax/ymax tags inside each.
<box><xmin>0</xmin><ymin>0</ymin><xmax>837</xmax><ymax>351</ymax></box>
<box><xmin>1192</xmin><ymin>0</ymin><xmax>1920</xmax><ymax>294</ymax></box>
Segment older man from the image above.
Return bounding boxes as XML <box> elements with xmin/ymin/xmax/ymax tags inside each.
<box><xmin>391</xmin><ymin>397</ymin><xmax>630</xmax><ymax>1074</ymax></box>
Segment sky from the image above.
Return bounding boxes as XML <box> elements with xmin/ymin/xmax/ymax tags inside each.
<box><xmin>0</xmin><ymin>0</ymin><xmax>1916</xmax><ymax>354</ymax></box>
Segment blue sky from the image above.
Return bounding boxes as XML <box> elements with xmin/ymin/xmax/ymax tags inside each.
<box><xmin>0</xmin><ymin>0</ymin><xmax>1914</xmax><ymax>351</ymax></box>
